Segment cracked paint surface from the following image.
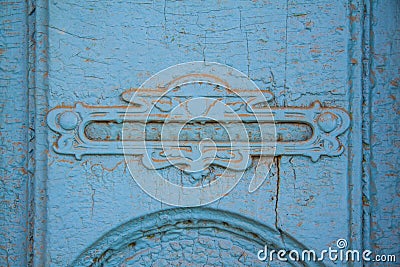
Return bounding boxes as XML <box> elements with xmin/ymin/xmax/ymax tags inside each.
<box><xmin>44</xmin><ymin>1</ymin><xmax>353</xmax><ymax>265</ymax></box>
<box><xmin>0</xmin><ymin>0</ymin><xmax>399</xmax><ymax>266</ymax></box>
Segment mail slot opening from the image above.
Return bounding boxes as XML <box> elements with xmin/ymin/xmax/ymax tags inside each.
<box><xmin>84</xmin><ymin>121</ymin><xmax>312</xmax><ymax>142</ymax></box>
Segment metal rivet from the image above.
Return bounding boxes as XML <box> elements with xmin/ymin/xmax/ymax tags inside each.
<box><xmin>317</xmin><ymin>112</ymin><xmax>338</xmax><ymax>133</ymax></box>
<box><xmin>59</xmin><ymin>111</ymin><xmax>78</xmax><ymax>130</ymax></box>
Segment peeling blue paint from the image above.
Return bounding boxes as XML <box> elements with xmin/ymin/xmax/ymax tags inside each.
<box><xmin>0</xmin><ymin>0</ymin><xmax>399</xmax><ymax>266</ymax></box>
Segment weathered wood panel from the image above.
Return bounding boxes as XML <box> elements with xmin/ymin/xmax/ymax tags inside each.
<box><xmin>367</xmin><ymin>0</ymin><xmax>400</xmax><ymax>259</ymax></box>
<box><xmin>0</xmin><ymin>1</ymin><xmax>29</xmax><ymax>266</ymax></box>
<box><xmin>0</xmin><ymin>0</ymin><xmax>398</xmax><ymax>266</ymax></box>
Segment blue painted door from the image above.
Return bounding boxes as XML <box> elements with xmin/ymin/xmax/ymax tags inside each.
<box><xmin>1</xmin><ymin>0</ymin><xmax>399</xmax><ymax>266</ymax></box>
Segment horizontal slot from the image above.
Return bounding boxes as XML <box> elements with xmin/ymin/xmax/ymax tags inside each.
<box><xmin>85</xmin><ymin>121</ymin><xmax>312</xmax><ymax>142</ymax></box>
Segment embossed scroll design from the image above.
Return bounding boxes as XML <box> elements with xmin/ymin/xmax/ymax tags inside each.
<box><xmin>47</xmin><ymin>62</ymin><xmax>350</xmax><ymax>205</ymax></box>
<box><xmin>47</xmin><ymin>90</ymin><xmax>350</xmax><ymax>162</ymax></box>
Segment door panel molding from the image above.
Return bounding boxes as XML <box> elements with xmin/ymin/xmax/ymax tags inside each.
<box><xmin>71</xmin><ymin>208</ymin><xmax>323</xmax><ymax>266</ymax></box>
<box><xmin>8</xmin><ymin>0</ymin><xmax>394</xmax><ymax>265</ymax></box>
